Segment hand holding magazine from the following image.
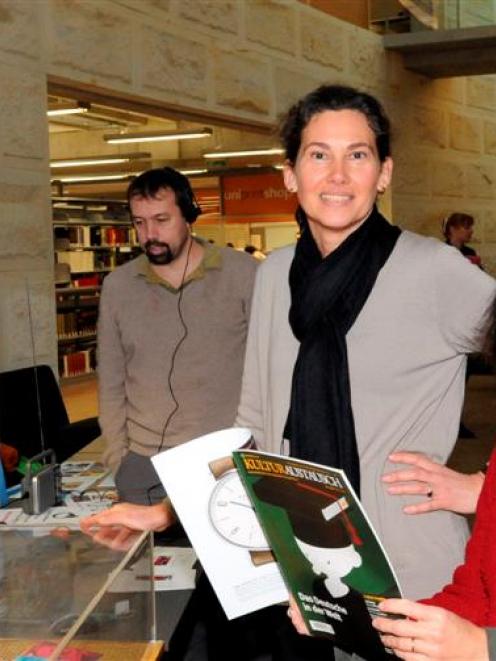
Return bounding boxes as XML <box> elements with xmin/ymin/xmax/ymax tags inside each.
<box><xmin>151</xmin><ymin>428</ymin><xmax>401</xmax><ymax>657</ymax></box>
<box><xmin>233</xmin><ymin>447</ymin><xmax>402</xmax><ymax>658</ymax></box>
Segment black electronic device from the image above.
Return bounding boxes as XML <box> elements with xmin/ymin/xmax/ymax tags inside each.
<box><xmin>22</xmin><ymin>449</ymin><xmax>61</xmax><ymax>514</ymax></box>
<box><xmin>161</xmin><ymin>167</ymin><xmax>201</xmax><ymax>223</ymax></box>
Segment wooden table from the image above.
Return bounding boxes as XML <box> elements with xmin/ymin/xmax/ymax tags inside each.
<box><xmin>0</xmin><ymin>639</ymin><xmax>164</xmax><ymax>660</ymax></box>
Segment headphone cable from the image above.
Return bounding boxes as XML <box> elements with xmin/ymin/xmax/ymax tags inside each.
<box><xmin>158</xmin><ymin>234</ymin><xmax>193</xmax><ymax>453</ymax></box>
<box><xmin>146</xmin><ymin>234</ymin><xmax>193</xmax><ymax>505</ymax></box>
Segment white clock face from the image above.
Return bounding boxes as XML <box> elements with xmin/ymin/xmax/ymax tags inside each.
<box><xmin>208</xmin><ymin>470</ymin><xmax>269</xmax><ymax>549</ymax></box>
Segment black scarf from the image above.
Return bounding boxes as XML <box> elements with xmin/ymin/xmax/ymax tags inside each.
<box><xmin>284</xmin><ymin>206</ymin><xmax>401</xmax><ymax>496</ymax></box>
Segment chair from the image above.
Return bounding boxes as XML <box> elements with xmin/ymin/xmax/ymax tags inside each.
<box><xmin>0</xmin><ymin>365</ymin><xmax>100</xmax><ymax>471</ymax></box>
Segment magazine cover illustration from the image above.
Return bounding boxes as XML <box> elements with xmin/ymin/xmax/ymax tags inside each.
<box><xmin>233</xmin><ymin>449</ymin><xmax>402</xmax><ymax>658</ymax></box>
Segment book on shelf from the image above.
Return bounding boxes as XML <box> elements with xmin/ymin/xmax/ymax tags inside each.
<box><xmin>67</xmin><ymin>225</ymin><xmax>91</xmax><ymax>247</ymax></box>
<box><xmin>56</xmin><ymin>225</ymin><xmax>136</xmax><ymax>248</ymax></box>
<box><xmin>60</xmin><ymin>348</ymin><xmax>96</xmax><ymax>378</ymax></box>
<box><xmin>151</xmin><ymin>428</ymin><xmax>401</xmax><ymax>657</ymax></box>
<box><xmin>57</xmin><ymin>311</ymin><xmax>77</xmax><ymax>336</ymax></box>
<box><xmin>73</xmin><ymin>275</ymin><xmax>100</xmax><ymax>287</ymax></box>
<box><xmin>57</xmin><ymin>250</ymin><xmax>95</xmax><ymax>273</ymax></box>
<box><xmin>57</xmin><ymin>309</ymin><xmax>97</xmax><ymax>339</ymax></box>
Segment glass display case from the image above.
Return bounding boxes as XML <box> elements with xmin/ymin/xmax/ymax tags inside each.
<box><xmin>0</xmin><ymin>528</ymin><xmax>162</xmax><ymax>660</ymax></box>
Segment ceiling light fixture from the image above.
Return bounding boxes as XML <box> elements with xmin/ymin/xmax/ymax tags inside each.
<box><xmin>203</xmin><ymin>147</ymin><xmax>284</xmax><ymax>158</ymax></box>
<box><xmin>47</xmin><ymin>102</ymin><xmax>90</xmax><ymax>117</ymax></box>
<box><xmin>51</xmin><ymin>173</ymin><xmax>137</xmax><ymax>184</ymax></box>
<box><xmin>50</xmin><ymin>152</ymin><xmax>151</xmax><ymax>168</ymax></box>
<box><xmin>179</xmin><ymin>168</ymin><xmax>209</xmax><ymax>176</ymax></box>
<box><xmin>53</xmin><ymin>202</ymin><xmax>107</xmax><ymax>211</ymax></box>
<box><xmin>104</xmin><ymin>128</ymin><xmax>213</xmax><ymax>145</ymax></box>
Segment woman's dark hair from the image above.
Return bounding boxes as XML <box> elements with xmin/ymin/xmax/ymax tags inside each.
<box><xmin>280</xmin><ymin>84</ymin><xmax>391</xmax><ymax>164</ymax></box>
<box><xmin>442</xmin><ymin>212</ymin><xmax>474</xmax><ymax>239</ymax></box>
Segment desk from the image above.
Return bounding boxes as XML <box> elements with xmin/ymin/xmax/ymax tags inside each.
<box><xmin>0</xmin><ymin>640</ymin><xmax>163</xmax><ymax>661</ymax></box>
<box><xmin>0</xmin><ymin>446</ymin><xmax>195</xmax><ymax>659</ymax></box>
<box><xmin>64</xmin><ymin>442</ymin><xmax>195</xmax><ymax>647</ymax></box>
<box><xmin>0</xmin><ymin>528</ymin><xmax>160</xmax><ymax>660</ymax></box>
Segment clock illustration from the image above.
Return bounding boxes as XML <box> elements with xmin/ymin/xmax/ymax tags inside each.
<box><xmin>208</xmin><ymin>455</ymin><xmax>273</xmax><ymax>565</ymax></box>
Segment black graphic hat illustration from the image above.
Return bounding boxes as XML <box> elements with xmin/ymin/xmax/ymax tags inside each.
<box><xmin>253</xmin><ymin>476</ymin><xmax>362</xmax><ymax>549</ymax></box>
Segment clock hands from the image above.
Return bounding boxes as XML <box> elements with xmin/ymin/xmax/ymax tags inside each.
<box><xmin>228</xmin><ymin>499</ymin><xmax>254</xmax><ymax>510</ymax></box>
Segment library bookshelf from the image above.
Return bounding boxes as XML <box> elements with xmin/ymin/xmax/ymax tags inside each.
<box><xmin>53</xmin><ymin>197</ymin><xmax>140</xmax><ymax>379</ymax></box>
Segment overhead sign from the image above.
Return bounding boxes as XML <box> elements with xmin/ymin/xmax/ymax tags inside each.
<box><xmin>222</xmin><ymin>172</ymin><xmax>297</xmax><ymax>216</ymax></box>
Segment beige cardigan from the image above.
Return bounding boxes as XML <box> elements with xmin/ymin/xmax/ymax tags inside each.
<box><xmin>236</xmin><ymin>232</ymin><xmax>496</xmax><ymax>600</ymax></box>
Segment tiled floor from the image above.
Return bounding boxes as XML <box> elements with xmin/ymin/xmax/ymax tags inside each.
<box><xmin>60</xmin><ymin>374</ymin><xmax>103</xmax><ymax>461</ymax></box>
<box><xmin>61</xmin><ymin>374</ymin><xmax>98</xmax><ymax>423</ymax></box>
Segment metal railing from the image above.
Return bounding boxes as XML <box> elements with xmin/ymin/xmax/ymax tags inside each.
<box><xmin>370</xmin><ymin>0</ymin><xmax>496</xmax><ymax>34</ymax></box>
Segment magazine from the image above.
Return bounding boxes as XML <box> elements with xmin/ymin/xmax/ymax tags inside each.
<box><xmin>233</xmin><ymin>448</ymin><xmax>402</xmax><ymax>657</ymax></box>
<box><xmin>60</xmin><ymin>460</ymin><xmax>111</xmax><ymax>495</ymax></box>
<box><xmin>151</xmin><ymin>428</ymin><xmax>288</xmax><ymax>619</ymax></box>
<box><xmin>151</xmin><ymin>428</ymin><xmax>401</xmax><ymax>655</ymax></box>
<box><xmin>0</xmin><ymin>504</ymin><xmax>109</xmax><ymax>529</ymax></box>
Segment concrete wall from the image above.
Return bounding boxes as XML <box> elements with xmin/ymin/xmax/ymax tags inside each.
<box><xmin>1</xmin><ymin>0</ymin><xmax>495</xmax><ymax>373</ymax></box>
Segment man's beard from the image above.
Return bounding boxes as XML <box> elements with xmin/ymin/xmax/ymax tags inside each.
<box><xmin>144</xmin><ymin>240</ymin><xmax>173</xmax><ymax>265</ymax></box>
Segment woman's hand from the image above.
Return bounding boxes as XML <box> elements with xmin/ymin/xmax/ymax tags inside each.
<box><xmin>372</xmin><ymin>599</ymin><xmax>489</xmax><ymax>660</ymax></box>
<box><xmin>80</xmin><ymin>500</ymin><xmax>176</xmax><ymax>550</ymax></box>
<box><xmin>287</xmin><ymin>594</ymin><xmax>309</xmax><ymax>636</ymax></box>
<box><xmin>382</xmin><ymin>451</ymin><xmax>484</xmax><ymax>514</ymax></box>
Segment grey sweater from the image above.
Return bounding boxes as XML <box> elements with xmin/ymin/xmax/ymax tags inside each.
<box><xmin>98</xmin><ymin>239</ymin><xmax>257</xmax><ymax>473</ymax></box>
<box><xmin>488</xmin><ymin>628</ymin><xmax>496</xmax><ymax>659</ymax></box>
<box><xmin>236</xmin><ymin>231</ymin><xmax>496</xmax><ymax>600</ymax></box>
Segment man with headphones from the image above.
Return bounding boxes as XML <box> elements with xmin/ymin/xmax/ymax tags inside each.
<box><xmin>97</xmin><ymin>167</ymin><xmax>257</xmax><ymax>504</ymax></box>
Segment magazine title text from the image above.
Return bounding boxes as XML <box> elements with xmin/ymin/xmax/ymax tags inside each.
<box><xmin>241</xmin><ymin>456</ymin><xmax>344</xmax><ymax>489</ymax></box>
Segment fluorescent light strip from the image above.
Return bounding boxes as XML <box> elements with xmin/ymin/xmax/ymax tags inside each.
<box><xmin>52</xmin><ymin>173</ymin><xmax>135</xmax><ymax>183</ymax></box>
<box><xmin>179</xmin><ymin>169</ymin><xmax>209</xmax><ymax>175</ymax></box>
<box><xmin>47</xmin><ymin>107</ymin><xmax>89</xmax><ymax>117</ymax></box>
<box><xmin>50</xmin><ymin>152</ymin><xmax>151</xmax><ymax>169</ymax></box>
<box><xmin>51</xmin><ymin>157</ymin><xmax>129</xmax><ymax>168</ymax></box>
<box><xmin>53</xmin><ymin>203</ymin><xmax>108</xmax><ymax>211</ymax></box>
<box><xmin>104</xmin><ymin>128</ymin><xmax>212</xmax><ymax>145</ymax></box>
<box><xmin>107</xmin><ymin>135</ymin><xmax>204</xmax><ymax>144</ymax></box>
<box><xmin>203</xmin><ymin>147</ymin><xmax>284</xmax><ymax>158</ymax></box>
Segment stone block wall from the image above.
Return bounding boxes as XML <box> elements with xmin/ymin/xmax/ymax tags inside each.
<box><xmin>0</xmin><ymin>0</ymin><xmax>54</xmax><ymax>373</ymax></box>
<box><xmin>1</xmin><ymin>0</ymin><xmax>496</xmax><ymax>373</ymax></box>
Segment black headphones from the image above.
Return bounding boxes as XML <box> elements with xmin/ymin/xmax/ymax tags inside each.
<box><xmin>161</xmin><ymin>167</ymin><xmax>202</xmax><ymax>224</ymax></box>
<box><xmin>128</xmin><ymin>167</ymin><xmax>202</xmax><ymax>224</ymax></box>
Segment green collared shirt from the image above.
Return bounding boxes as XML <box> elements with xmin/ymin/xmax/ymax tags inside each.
<box><xmin>136</xmin><ymin>237</ymin><xmax>222</xmax><ymax>292</ymax></box>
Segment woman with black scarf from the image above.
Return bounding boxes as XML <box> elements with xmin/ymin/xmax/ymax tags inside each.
<box><xmin>235</xmin><ymin>84</ymin><xmax>495</xmax><ymax>659</ymax></box>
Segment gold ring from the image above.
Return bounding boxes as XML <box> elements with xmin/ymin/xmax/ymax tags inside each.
<box><xmin>411</xmin><ymin>637</ymin><xmax>415</xmax><ymax>653</ymax></box>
